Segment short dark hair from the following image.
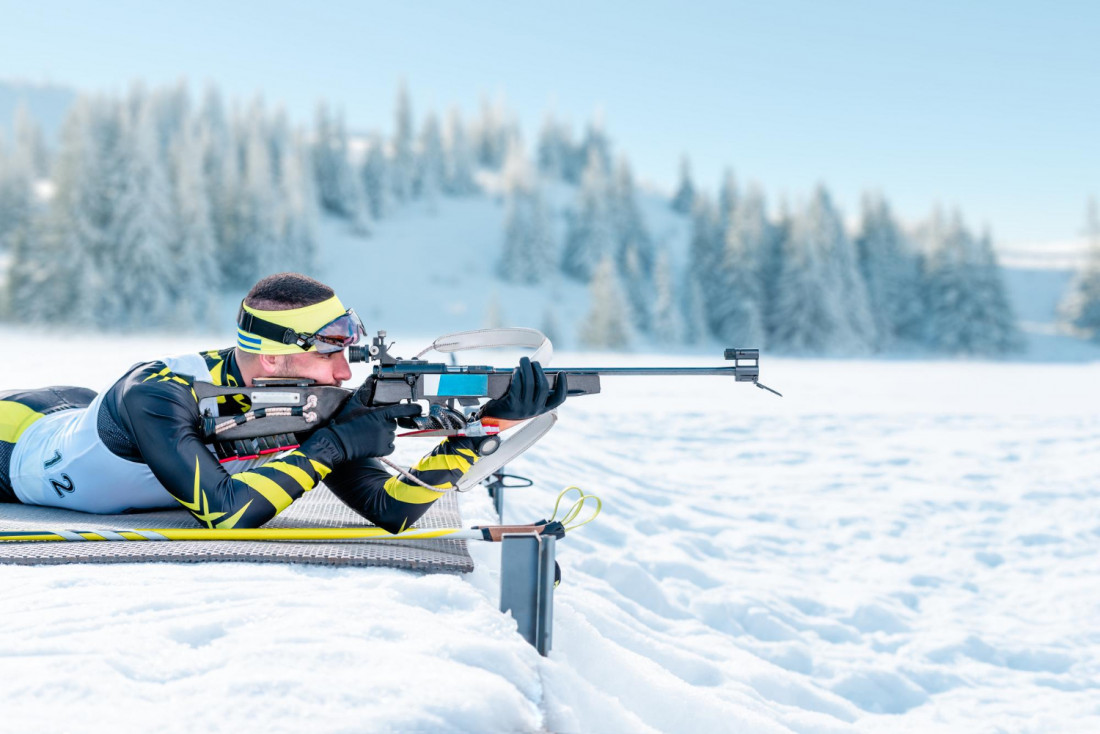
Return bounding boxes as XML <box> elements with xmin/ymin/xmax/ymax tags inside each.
<box><xmin>244</xmin><ymin>273</ymin><xmax>335</xmax><ymax>311</ymax></box>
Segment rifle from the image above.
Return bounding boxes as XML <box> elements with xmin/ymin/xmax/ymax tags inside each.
<box><xmin>350</xmin><ymin>330</ymin><xmax>777</xmax><ymax>400</ymax></box>
<box><xmin>193</xmin><ymin>328</ymin><xmax>780</xmax><ymax>488</ymax></box>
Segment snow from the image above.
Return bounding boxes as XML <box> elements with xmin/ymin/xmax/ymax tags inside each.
<box><xmin>1</xmin><ymin>328</ymin><xmax>1099</xmax><ymax>732</ymax></box>
<box><xmin>3</xmin><ymin>182</ymin><xmax>1100</xmax><ymax>730</ymax></box>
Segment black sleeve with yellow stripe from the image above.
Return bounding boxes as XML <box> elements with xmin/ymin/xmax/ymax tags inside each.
<box><xmin>323</xmin><ymin>437</ymin><xmax>484</xmax><ymax>534</ymax></box>
<box><xmin>116</xmin><ymin>363</ymin><xmax>331</xmax><ymax>529</ymax></box>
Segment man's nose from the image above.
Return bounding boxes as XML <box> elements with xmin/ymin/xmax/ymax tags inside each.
<box><xmin>334</xmin><ymin>351</ymin><xmax>353</xmax><ymax>382</ymax></box>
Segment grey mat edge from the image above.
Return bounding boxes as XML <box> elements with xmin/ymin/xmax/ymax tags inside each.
<box><xmin>0</xmin><ymin>487</ymin><xmax>474</xmax><ymax>573</ymax></box>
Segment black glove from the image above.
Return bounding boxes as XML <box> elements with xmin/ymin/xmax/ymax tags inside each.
<box><xmin>302</xmin><ymin>391</ymin><xmax>422</xmax><ymax>468</ymax></box>
<box><xmin>482</xmin><ymin>357</ymin><xmax>567</xmax><ymax>421</ymax></box>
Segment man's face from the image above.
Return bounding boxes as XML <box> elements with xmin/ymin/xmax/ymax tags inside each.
<box><xmin>272</xmin><ymin>350</ymin><xmax>353</xmax><ymax>387</ymax></box>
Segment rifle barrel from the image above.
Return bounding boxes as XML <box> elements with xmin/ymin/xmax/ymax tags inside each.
<box><xmin>546</xmin><ymin>367</ymin><xmax>742</xmax><ymax>376</ymax></box>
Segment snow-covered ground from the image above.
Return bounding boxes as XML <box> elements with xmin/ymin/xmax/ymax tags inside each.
<box><xmin>3</xmin><ymin>187</ymin><xmax>1099</xmax><ymax>731</ymax></box>
<box><xmin>1</xmin><ymin>331</ymin><xmax>1098</xmax><ymax>733</ymax></box>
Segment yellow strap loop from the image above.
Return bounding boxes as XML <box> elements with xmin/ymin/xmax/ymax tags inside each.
<box><xmin>549</xmin><ymin>486</ymin><xmax>603</xmax><ymax>532</ymax></box>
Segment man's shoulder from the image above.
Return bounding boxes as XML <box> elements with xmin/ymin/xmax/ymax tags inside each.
<box><xmin>121</xmin><ymin>349</ymin><xmax>230</xmax><ymax>382</ymax></box>
<box><xmin>115</xmin><ymin>349</ymin><xmax>232</xmax><ymax>403</ymax></box>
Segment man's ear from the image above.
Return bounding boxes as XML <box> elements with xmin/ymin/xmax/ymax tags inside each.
<box><xmin>257</xmin><ymin>354</ymin><xmax>281</xmax><ymax>376</ymax></box>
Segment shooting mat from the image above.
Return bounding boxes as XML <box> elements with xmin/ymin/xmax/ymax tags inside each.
<box><xmin>0</xmin><ymin>486</ymin><xmax>473</xmax><ymax>572</ymax></box>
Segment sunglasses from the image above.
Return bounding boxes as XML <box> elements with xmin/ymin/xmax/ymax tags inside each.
<box><xmin>308</xmin><ymin>309</ymin><xmax>367</xmax><ymax>354</ymax></box>
<box><xmin>237</xmin><ymin>304</ymin><xmax>366</xmax><ymax>354</ymax></box>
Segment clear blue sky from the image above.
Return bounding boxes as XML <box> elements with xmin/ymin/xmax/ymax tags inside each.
<box><xmin>1</xmin><ymin>0</ymin><xmax>1096</xmax><ymax>243</ymax></box>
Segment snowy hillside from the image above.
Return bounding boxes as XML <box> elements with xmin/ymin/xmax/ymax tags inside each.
<box><xmin>1</xmin><ymin>332</ymin><xmax>1098</xmax><ymax>732</ymax></box>
<box><xmin>310</xmin><ymin>175</ymin><xmax>692</xmax><ymax>351</ymax></box>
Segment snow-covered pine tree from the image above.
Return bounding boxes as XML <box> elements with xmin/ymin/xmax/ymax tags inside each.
<box><xmin>579</xmin><ymin>255</ymin><xmax>631</xmax><ymax>350</ymax></box>
<box><xmin>499</xmin><ymin>134</ymin><xmax>528</xmax><ymax>194</ymax></box>
<box><xmin>214</xmin><ymin>111</ymin><xmax>258</xmax><ymax>290</ymax></box>
<box><xmin>542</xmin><ymin>116</ymin><xmax>583</xmax><ymax>184</ymax></box>
<box><xmin>537</xmin><ymin>113</ymin><xmax>567</xmax><ymax>180</ymax></box>
<box><xmin>8</xmin><ymin>207</ymin><xmax>87</xmax><ymax>324</ymax></box>
<box><xmin>562</xmin><ymin>148</ymin><xmax>616</xmax><ymax>281</ymax></box>
<box><xmin>266</xmin><ymin>104</ymin><xmax>291</xmax><ymax>182</ymax></box>
<box><xmin>1060</xmin><ymin>197</ymin><xmax>1100</xmax><ymax>342</ymax></box>
<box><xmin>769</xmin><ymin>186</ymin><xmax>875</xmax><ymax>353</ymax></box>
<box><xmin>539</xmin><ymin>305</ymin><xmax>563</xmax><ymax>349</ymax></box>
<box><xmin>312</xmin><ymin>102</ymin><xmax>369</xmax><ymax>232</ymax></box>
<box><xmin>146</xmin><ymin>82</ymin><xmax>191</xmax><ymax>156</ymax></box>
<box><xmin>13</xmin><ymin>101</ymin><xmax>49</xmax><ymax>178</ymax></box>
<box><xmin>360</xmin><ymin>133</ymin><xmax>390</xmax><ymax>220</ymax></box>
<box><xmin>107</xmin><ymin>97</ymin><xmax>177</xmax><ymax>328</ymax></box>
<box><xmin>244</xmin><ymin>107</ymin><xmax>282</xmax><ymax>278</ymax></box>
<box><xmin>0</xmin><ymin>137</ymin><xmax>31</xmax><ymax>318</ymax></box>
<box><xmin>0</xmin><ymin>134</ymin><xmax>34</xmax><ymax>256</ymax></box>
<box><xmin>718</xmin><ymin>167</ymin><xmax>739</xmax><ymax>229</ymax></box>
<box><xmin>972</xmin><ymin>227</ymin><xmax>1021</xmax><ymax>353</ymax></box>
<box><xmin>917</xmin><ymin>208</ymin><xmax>955</xmax><ymax>350</ymax></box>
<box><xmin>415</xmin><ymin>111</ymin><xmax>445</xmax><ymax>208</ymax></box>
<box><xmin>470</xmin><ymin>96</ymin><xmax>513</xmax><ymax>170</ymax></box>
<box><xmin>581</xmin><ymin>117</ymin><xmax>612</xmax><ymax>182</ymax></box>
<box><xmin>443</xmin><ymin>108</ymin><xmax>478</xmax><ymax>196</ymax></box>
<box><xmin>922</xmin><ymin>209</ymin><xmax>1018</xmax><ymax>355</ymax></box>
<box><xmin>610</xmin><ymin>157</ymin><xmax>654</xmax><ymax>332</ymax></box>
<box><xmin>611</xmin><ymin>156</ymin><xmax>654</xmax><ymax>276</ymax></box>
<box><xmin>256</xmin><ymin>108</ymin><xmax>319</xmax><ymax>276</ymax></box>
<box><xmin>312</xmin><ymin>102</ymin><xmax>340</xmax><ymax>213</ymax></box>
<box><xmin>0</xmin><ymin>136</ymin><xmax>9</xmax><ymax>222</ymax></box>
<box><xmin>671</xmin><ymin>155</ymin><xmax>696</xmax><ymax>214</ymax></box>
<box><xmin>711</xmin><ymin>185</ymin><xmax>766</xmax><ymax>347</ymax></box>
<box><xmin>687</xmin><ymin>194</ymin><xmax>723</xmax><ymax>333</ymax></box>
<box><xmin>331</xmin><ymin>111</ymin><xmax>370</xmax><ymax>234</ymax></box>
<box><xmin>768</xmin><ymin>208</ymin><xmax>831</xmax><ymax>352</ymax></box>
<box><xmin>498</xmin><ymin>139</ymin><xmax>555</xmax><ymax>284</ymax></box>
<box><xmin>760</xmin><ymin>197</ymin><xmax>790</xmax><ymax>340</ymax></box>
<box><xmin>168</xmin><ymin>119</ymin><xmax>219</xmax><ymax>328</ymax></box>
<box><xmin>530</xmin><ymin>184</ymin><xmax>557</xmax><ymax>281</ymax></box>
<box><xmin>278</xmin><ymin>133</ymin><xmax>320</xmax><ymax>276</ymax></box>
<box><xmin>500</xmin><ymin>194</ymin><xmax>533</xmax><ymax>284</ymax></box>
<box><xmin>651</xmin><ymin>248</ymin><xmax>684</xmax><ymax>346</ymax></box>
<box><xmin>391</xmin><ymin>82</ymin><xmax>415</xmax><ymax>203</ymax></box>
<box><xmin>855</xmin><ymin>193</ymin><xmax>925</xmax><ymax>348</ymax></box>
<box><xmin>197</xmin><ymin>87</ymin><xmax>240</xmax><ymax>278</ymax></box>
<box><xmin>619</xmin><ymin>242</ymin><xmax>652</xmax><ymax>333</ymax></box>
<box><xmin>824</xmin><ymin>189</ymin><xmax>877</xmax><ymax>350</ymax></box>
<box><xmin>680</xmin><ymin>267</ymin><xmax>709</xmax><ymax>345</ymax></box>
<box><xmin>27</xmin><ymin>95</ymin><xmax>126</xmax><ymax>325</ymax></box>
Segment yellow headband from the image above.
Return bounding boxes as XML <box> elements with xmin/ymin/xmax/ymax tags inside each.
<box><xmin>237</xmin><ymin>295</ymin><xmax>348</xmax><ymax>354</ymax></box>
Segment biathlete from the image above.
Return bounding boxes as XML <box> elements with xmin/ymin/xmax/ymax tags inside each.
<box><xmin>0</xmin><ymin>272</ymin><xmax>565</xmax><ymax>531</ymax></box>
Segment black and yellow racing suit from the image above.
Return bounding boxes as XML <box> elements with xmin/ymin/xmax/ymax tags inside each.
<box><xmin>0</xmin><ymin>347</ymin><xmax>481</xmax><ymax>532</ymax></box>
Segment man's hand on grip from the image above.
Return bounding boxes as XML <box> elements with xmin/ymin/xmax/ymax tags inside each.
<box><xmin>302</xmin><ymin>389</ymin><xmax>422</xmax><ymax>468</ymax></box>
